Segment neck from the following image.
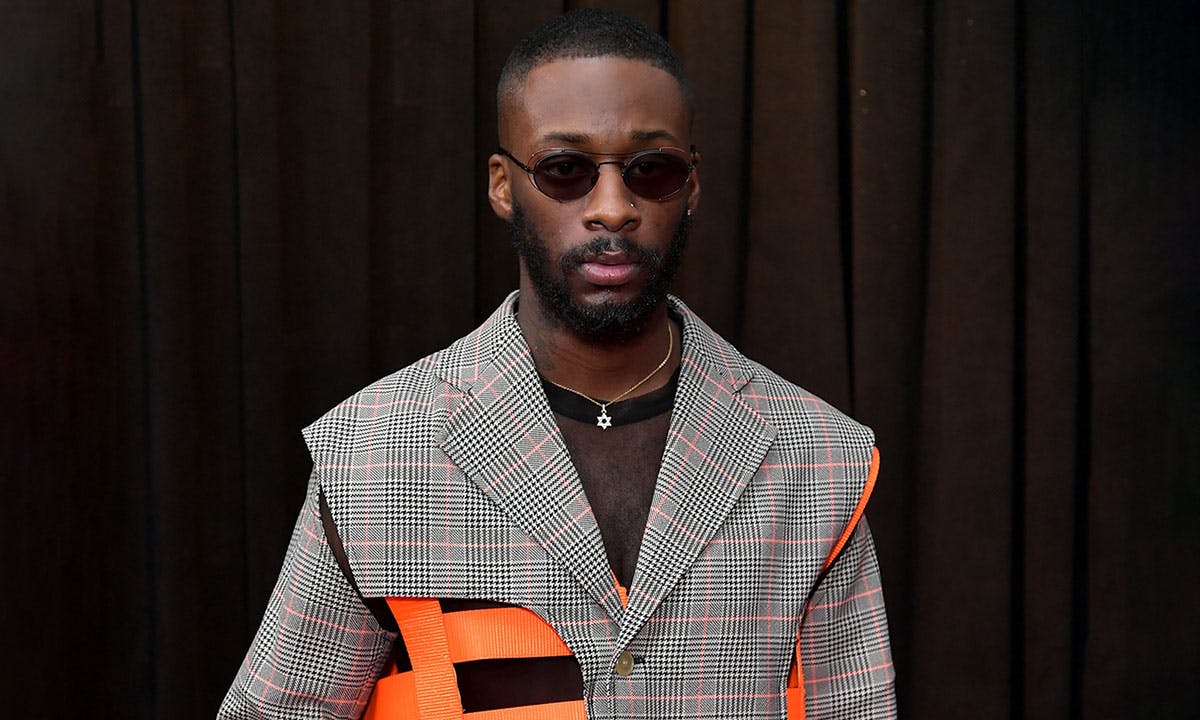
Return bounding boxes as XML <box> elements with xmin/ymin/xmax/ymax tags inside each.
<box><xmin>515</xmin><ymin>287</ymin><xmax>681</xmax><ymax>403</ymax></box>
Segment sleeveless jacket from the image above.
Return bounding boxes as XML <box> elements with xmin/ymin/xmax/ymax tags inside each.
<box><xmin>218</xmin><ymin>293</ymin><xmax>896</xmax><ymax>719</ymax></box>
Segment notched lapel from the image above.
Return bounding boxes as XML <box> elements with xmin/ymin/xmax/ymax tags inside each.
<box><xmin>435</xmin><ymin>306</ymin><xmax>625</xmax><ymax>621</ymax></box>
<box><xmin>618</xmin><ymin>316</ymin><xmax>776</xmax><ymax>647</ymax></box>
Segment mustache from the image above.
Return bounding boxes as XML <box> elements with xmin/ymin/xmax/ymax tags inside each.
<box><xmin>559</xmin><ymin>235</ymin><xmax>660</xmax><ymax>268</ymax></box>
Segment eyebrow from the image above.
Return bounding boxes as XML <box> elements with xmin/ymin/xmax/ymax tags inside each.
<box><xmin>630</xmin><ymin>129</ymin><xmax>677</xmax><ymax>143</ymax></box>
<box><xmin>535</xmin><ymin>128</ymin><xmax>680</xmax><ymax>145</ymax></box>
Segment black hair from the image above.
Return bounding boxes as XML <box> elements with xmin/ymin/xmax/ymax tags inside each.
<box><xmin>497</xmin><ymin>8</ymin><xmax>694</xmax><ymax>115</ymax></box>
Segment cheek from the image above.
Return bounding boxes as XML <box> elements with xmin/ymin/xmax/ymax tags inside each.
<box><xmin>527</xmin><ymin>204</ymin><xmax>581</xmax><ymax>247</ymax></box>
<box><xmin>642</xmin><ymin>207</ymin><xmax>686</xmax><ymax>241</ymax></box>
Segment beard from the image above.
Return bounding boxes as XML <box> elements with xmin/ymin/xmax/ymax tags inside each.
<box><xmin>508</xmin><ymin>201</ymin><xmax>691</xmax><ymax>343</ymax></box>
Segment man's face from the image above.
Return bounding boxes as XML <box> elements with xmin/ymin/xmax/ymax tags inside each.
<box><xmin>490</xmin><ymin>56</ymin><xmax>700</xmax><ymax>341</ymax></box>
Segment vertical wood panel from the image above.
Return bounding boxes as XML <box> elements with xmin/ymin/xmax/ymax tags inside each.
<box><xmin>473</xmin><ymin>0</ymin><xmax>561</xmax><ymax>319</ymax></box>
<box><xmin>742</xmin><ymin>1</ymin><xmax>849</xmax><ymax>406</ymax></box>
<box><xmin>367</xmin><ymin>1</ymin><xmax>477</xmax><ymax>377</ymax></box>
<box><xmin>669</xmin><ymin>0</ymin><xmax>748</xmax><ymax>339</ymax></box>
<box><xmin>0</xmin><ymin>1</ymin><xmax>150</xmax><ymax>716</ymax></box>
<box><xmin>89</xmin><ymin>4</ymin><xmax>155</xmax><ymax>708</ymax></box>
<box><xmin>135</xmin><ymin>0</ymin><xmax>245</xmax><ymax>710</ymax></box>
<box><xmin>273</xmin><ymin>0</ymin><xmax>373</xmax><ymax>418</ymax></box>
<box><xmin>1084</xmin><ymin>3</ymin><xmax>1200</xmax><ymax>717</ymax></box>
<box><xmin>845</xmin><ymin>1</ymin><xmax>929</xmax><ymax>711</ymax></box>
<box><xmin>231</xmin><ymin>0</ymin><xmax>298</xmax><ymax>627</ymax></box>
<box><xmin>1023</xmin><ymin>3</ymin><xmax>1082</xmax><ymax>717</ymax></box>
<box><xmin>569</xmin><ymin>0</ymin><xmax>661</xmax><ymax>31</ymax></box>
<box><xmin>911</xmin><ymin>1</ymin><xmax>1015</xmax><ymax>716</ymax></box>
<box><xmin>229</xmin><ymin>3</ymin><xmax>378</xmax><ymax>707</ymax></box>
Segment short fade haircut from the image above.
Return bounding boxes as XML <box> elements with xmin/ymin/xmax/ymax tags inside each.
<box><xmin>497</xmin><ymin>8</ymin><xmax>694</xmax><ymax>118</ymax></box>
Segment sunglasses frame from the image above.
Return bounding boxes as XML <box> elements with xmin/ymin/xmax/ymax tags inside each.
<box><xmin>497</xmin><ymin>145</ymin><xmax>697</xmax><ymax>202</ymax></box>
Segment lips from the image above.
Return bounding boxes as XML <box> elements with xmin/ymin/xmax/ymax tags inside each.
<box><xmin>576</xmin><ymin>251</ymin><xmax>639</xmax><ymax>286</ymax></box>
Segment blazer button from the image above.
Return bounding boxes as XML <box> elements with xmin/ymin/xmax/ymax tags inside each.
<box><xmin>615</xmin><ymin>650</ymin><xmax>635</xmax><ymax>677</ymax></box>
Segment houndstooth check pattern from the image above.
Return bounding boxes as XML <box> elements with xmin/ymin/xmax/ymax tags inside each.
<box><xmin>218</xmin><ymin>292</ymin><xmax>896</xmax><ymax>719</ymax></box>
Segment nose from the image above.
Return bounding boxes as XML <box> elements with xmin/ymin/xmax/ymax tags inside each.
<box><xmin>581</xmin><ymin>163</ymin><xmax>639</xmax><ymax>233</ymax></box>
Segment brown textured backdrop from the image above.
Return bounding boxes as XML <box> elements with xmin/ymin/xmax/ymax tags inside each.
<box><xmin>2</xmin><ymin>1</ymin><xmax>1197</xmax><ymax>718</ymax></box>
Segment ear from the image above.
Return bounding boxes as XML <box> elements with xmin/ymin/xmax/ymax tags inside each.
<box><xmin>488</xmin><ymin>153</ymin><xmax>513</xmax><ymax>221</ymax></box>
<box><xmin>686</xmin><ymin>150</ymin><xmax>701</xmax><ymax>215</ymax></box>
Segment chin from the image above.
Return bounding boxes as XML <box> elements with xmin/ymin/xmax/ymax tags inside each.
<box><xmin>543</xmin><ymin>282</ymin><xmax>658</xmax><ymax>343</ymax></box>
<box><xmin>574</xmin><ymin>281</ymin><xmax>645</xmax><ymax>307</ymax></box>
<box><xmin>509</xmin><ymin>202</ymin><xmax>692</xmax><ymax>342</ymax></box>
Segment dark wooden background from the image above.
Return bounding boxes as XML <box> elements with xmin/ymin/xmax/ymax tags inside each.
<box><xmin>2</xmin><ymin>1</ymin><xmax>1197</xmax><ymax>718</ymax></box>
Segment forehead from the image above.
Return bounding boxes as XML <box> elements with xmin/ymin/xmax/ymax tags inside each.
<box><xmin>504</xmin><ymin>56</ymin><xmax>691</xmax><ymax>152</ymax></box>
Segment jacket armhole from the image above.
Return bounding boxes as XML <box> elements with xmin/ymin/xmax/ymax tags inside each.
<box><xmin>318</xmin><ymin>486</ymin><xmax>401</xmax><ymax>634</ymax></box>
<box><xmin>788</xmin><ymin>446</ymin><xmax>881</xmax><ymax>712</ymax></box>
<box><xmin>820</xmin><ymin>446</ymin><xmax>880</xmax><ymax>573</ymax></box>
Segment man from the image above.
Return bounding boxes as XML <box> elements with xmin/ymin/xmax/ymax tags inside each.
<box><xmin>220</xmin><ymin>9</ymin><xmax>895</xmax><ymax>719</ymax></box>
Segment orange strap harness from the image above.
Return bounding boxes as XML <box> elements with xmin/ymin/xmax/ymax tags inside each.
<box><xmin>364</xmin><ymin>598</ymin><xmax>585</xmax><ymax>720</ymax></box>
<box><xmin>366</xmin><ymin>448</ymin><xmax>879</xmax><ymax>720</ymax></box>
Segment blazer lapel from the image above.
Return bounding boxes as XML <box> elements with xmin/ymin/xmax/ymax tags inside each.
<box><xmin>617</xmin><ymin>300</ymin><xmax>777</xmax><ymax>648</ymax></box>
<box><xmin>435</xmin><ymin>296</ymin><xmax>625</xmax><ymax>621</ymax></box>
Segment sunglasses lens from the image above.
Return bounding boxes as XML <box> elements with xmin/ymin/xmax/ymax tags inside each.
<box><xmin>624</xmin><ymin>152</ymin><xmax>692</xmax><ymax>200</ymax></box>
<box><xmin>527</xmin><ymin>149</ymin><xmax>693</xmax><ymax>201</ymax></box>
<box><xmin>532</xmin><ymin>153</ymin><xmax>599</xmax><ymax>200</ymax></box>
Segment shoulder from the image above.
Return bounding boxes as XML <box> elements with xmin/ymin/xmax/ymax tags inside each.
<box><xmin>300</xmin><ymin>294</ymin><xmax>515</xmax><ymax>462</ymax></box>
<box><xmin>669</xmin><ymin>294</ymin><xmax>874</xmax><ymax>452</ymax></box>
<box><xmin>736</xmin><ymin>359</ymin><xmax>880</xmax><ymax>532</ymax></box>
<box><xmin>741</xmin><ymin>358</ymin><xmax>875</xmax><ymax>452</ymax></box>
<box><xmin>300</xmin><ymin>351</ymin><xmax>450</xmax><ymax>464</ymax></box>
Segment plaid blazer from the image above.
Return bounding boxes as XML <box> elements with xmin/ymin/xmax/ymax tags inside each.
<box><xmin>219</xmin><ymin>293</ymin><xmax>895</xmax><ymax>719</ymax></box>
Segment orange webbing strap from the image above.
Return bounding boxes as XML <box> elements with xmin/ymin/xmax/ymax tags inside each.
<box><xmin>443</xmin><ymin>607</ymin><xmax>571</xmax><ymax>663</ymax></box>
<box><xmin>367</xmin><ymin>599</ymin><xmax>585</xmax><ymax>719</ymax></box>
<box><xmin>786</xmin><ymin>644</ymin><xmax>806</xmax><ymax>719</ymax></box>
<box><xmin>367</xmin><ymin>676</ymin><xmax>586</xmax><ymax>720</ymax></box>
<box><xmin>364</xmin><ymin>670</ymin><xmax>418</xmax><ymax>720</ymax></box>
<box><xmin>786</xmin><ymin>686</ymin><xmax>805</xmax><ymax>719</ymax></box>
<box><xmin>385</xmin><ymin>598</ymin><xmax>463</xmax><ymax>720</ymax></box>
<box><xmin>464</xmin><ymin>700</ymin><xmax>588</xmax><ymax>720</ymax></box>
<box><xmin>820</xmin><ymin>447</ymin><xmax>880</xmax><ymax>573</ymax></box>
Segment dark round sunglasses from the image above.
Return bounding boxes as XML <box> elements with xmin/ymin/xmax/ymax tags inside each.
<box><xmin>498</xmin><ymin>145</ymin><xmax>697</xmax><ymax>202</ymax></box>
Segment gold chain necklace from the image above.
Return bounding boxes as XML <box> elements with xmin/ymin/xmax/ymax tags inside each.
<box><xmin>544</xmin><ymin>322</ymin><xmax>674</xmax><ymax>430</ymax></box>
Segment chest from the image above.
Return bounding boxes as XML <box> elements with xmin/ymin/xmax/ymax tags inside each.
<box><xmin>555</xmin><ymin>409</ymin><xmax>670</xmax><ymax>588</ymax></box>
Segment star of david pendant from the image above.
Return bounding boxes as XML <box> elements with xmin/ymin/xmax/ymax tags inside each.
<box><xmin>596</xmin><ymin>406</ymin><xmax>613</xmax><ymax>429</ymax></box>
